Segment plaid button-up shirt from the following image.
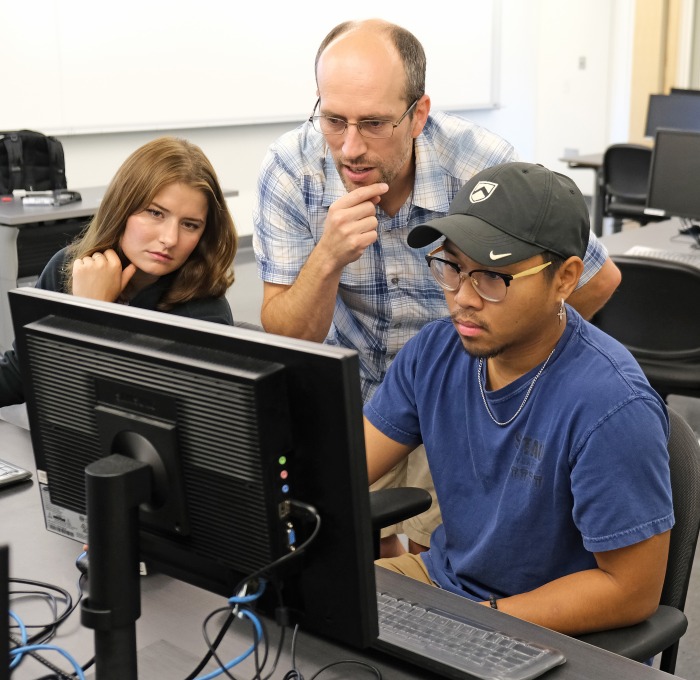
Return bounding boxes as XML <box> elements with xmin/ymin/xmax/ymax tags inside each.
<box><xmin>254</xmin><ymin>112</ymin><xmax>606</xmax><ymax>401</ymax></box>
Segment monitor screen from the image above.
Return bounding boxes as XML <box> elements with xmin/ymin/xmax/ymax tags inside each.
<box><xmin>646</xmin><ymin>128</ymin><xmax>700</xmax><ymax>222</ymax></box>
<box><xmin>644</xmin><ymin>93</ymin><xmax>700</xmax><ymax>137</ymax></box>
<box><xmin>9</xmin><ymin>287</ymin><xmax>377</xmax><ymax>651</ymax></box>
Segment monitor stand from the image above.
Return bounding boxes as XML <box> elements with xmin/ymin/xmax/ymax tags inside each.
<box><xmin>81</xmin><ymin>454</ymin><xmax>150</xmax><ymax>680</ymax></box>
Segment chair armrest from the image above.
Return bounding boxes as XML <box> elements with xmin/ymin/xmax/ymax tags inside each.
<box><xmin>369</xmin><ymin>487</ymin><xmax>432</xmax><ymax>531</ymax></box>
<box><xmin>575</xmin><ymin>605</ymin><xmax>687</xmax><ymax>663</ymax></box>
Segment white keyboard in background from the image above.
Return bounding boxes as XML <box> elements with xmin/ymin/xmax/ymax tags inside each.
<box><xmin>624</xmin><ymin>245</ymin><xmax>700</xmax><ymax>269</ymax></box>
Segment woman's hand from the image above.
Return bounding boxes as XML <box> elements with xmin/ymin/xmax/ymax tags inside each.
<box><xmin>72</xmin><ymin>249</ymin><xmax>137</xmax><ymax>302</ymax></box>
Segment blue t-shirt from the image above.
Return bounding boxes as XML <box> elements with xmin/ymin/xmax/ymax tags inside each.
<box><xmin>364</xmin><ymin>308</ymin><xmax>674</xmax><ymax>601</ymax></box>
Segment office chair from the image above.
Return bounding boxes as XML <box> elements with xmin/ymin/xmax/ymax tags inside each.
<box><xmin>601</xmin><ymin>144</ymin><xmax>665</xmax><ymax>233</ymax></box>
<box><xmin>370</xmin><ymin>488</ymin><xmax>432</xmax><ymax>558</ymax></box>
<box><xmin>590</xmin><ymin>255</ymin><xmax>700</xmax><ymax>401</ymax></box>
<box><xmin>577</xmin><ymin>407</ymin><xmax>700</xmax><ymax>673</ymax></box>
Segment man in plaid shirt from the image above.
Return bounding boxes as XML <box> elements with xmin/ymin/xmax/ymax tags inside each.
<box><xmin>253</xmin><ymin>19</ymin><xmax>621</xmax><ymax>557</ymax></box>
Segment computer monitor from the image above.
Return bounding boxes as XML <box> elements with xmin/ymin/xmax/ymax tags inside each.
<box><xmin>1</xmin><ymin>545</ymin><xmax>8</xmax><ymax>680</ymax></box>
<box><xmin>670</xmin><ymin>87</ymin><xmax>700</xmax><ymax>95</ymax></box>
<box><xmin>644</xmin><ymin>93</ymin><xmax>700</xmax><ymax>138</ymax></box>
<box><xmin>645</xmin><ymin>128</ymin><xmax>700</xmax><ymax>224</ymax></box>
<box><xmin>9</xmin><ymin>287</ymin><xmax>377</xmax><ymax>677</ymax></box>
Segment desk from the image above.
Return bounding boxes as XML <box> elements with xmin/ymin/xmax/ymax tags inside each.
<box><xmin>1</xmin><ymin>416</ymin><xmax>679</xmax><ymax>680</ymax></box>
<box><xmin>560</xmin><ymin>152</ymin><xmax>605</xmax><ymax>238</ymax></box>
<box><xmin>599</xmin><ymin>218</ymin><xmax>697</xmax><ymax>256</ymax></box>
<box><xmin>0</xmin><ymin>188</ymin><xmax>105</xmax><ymax>352</ymax></box>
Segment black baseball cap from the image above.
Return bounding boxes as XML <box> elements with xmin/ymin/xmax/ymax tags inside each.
<box><xmin>407</xmin><ymin>162</ymin><xmax>590</xmax><ymax>266</ymax></box>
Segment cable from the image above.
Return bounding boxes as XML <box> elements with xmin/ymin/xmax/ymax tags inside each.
<box><xmin>8</xmin><ymin>568</ymin><xmax>91</xmax><ymax>678</ymax></box>
<box><xmin>308</xmin><ymin>660</ymin><xmax>382</xmax><ymax>679</ymax></box>
<box><xmin>183</xmin><ymin>613</ymin><xmax>236</xmax><ymax>680</ymax></box>
<box><xmin>185</xmin><ymin>501</ymin><xmax>320</xmax><ymax>680</ymax></box>
<box><xmin>9</xmin><ymin>644</ymin><xmax>86</xmax><ymax>680</ymax></box>
<box><xmin>280</xmin><ymin>622</ymin><xmax>382</xmax><ymax>680</ymax></box>
<box><xmin>8</xmin><ymin>610</ymin><xmax>28</xmax><ymax>669</ymax></box>
<box><xmin>194</xmin><ymin>609</ymin><xmax>263</xmax><ymax>680</ymax></box>
<box><xmin>8</xmin><ymin>575</ymin><xmax>84</xmax><ymax>645</ymax></box>
<box><xmin>282</xmin><ymin>624</ymin><xmax>303</xmax><ymax>680</ymax></box>
<box><xmin>254</xmin><ymin>615</ymin><xmax>287</xmax><ymax>680</ymax></box>
<box><xmin>232</xmin><ymin>500</ymin><xmax>321</xmax><ymax>600</ymax></box>
<box><xmin>676</xmin><ymin>220</ymin><xmax>700</xmax><ymax>248</ymax></box>
<box><xmin>201</xmin><ymin>607</ymin><xmax>243</xmax><ymax>680</ymax></box>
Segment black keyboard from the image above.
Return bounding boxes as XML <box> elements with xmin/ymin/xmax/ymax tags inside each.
<box><xmin>0</xmin><ymin>458</ymin><xmax>32</xmax><ymax>488</ymax></box>
<box><xmin>376</xmin><ymin>591</ymin><xmax>566</xmax><ymax>680</ymax></box>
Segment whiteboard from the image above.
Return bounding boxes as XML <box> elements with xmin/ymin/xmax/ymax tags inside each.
<box><xmin>3</xmin><ymin>0</ymin><xmax>500</xmax><ymax>135</ymax></box>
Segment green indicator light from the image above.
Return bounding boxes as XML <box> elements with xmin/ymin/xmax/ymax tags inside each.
<box><xmin>279</xmin><ymin>456</ymin><xmax>287</xmax><ymax>465</ymax></box>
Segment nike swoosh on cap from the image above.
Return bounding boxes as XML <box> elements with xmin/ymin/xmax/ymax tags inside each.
<box><xmin>489</xmin><ymin>250</ymin><xmax>512</xmax><ymax>260</ymax></box>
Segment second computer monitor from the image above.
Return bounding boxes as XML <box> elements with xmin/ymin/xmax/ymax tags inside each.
<box><xmin>646</xmin><ymin>128</ymin><xmax>700</xmax><ymax>223</ymax></box>
<box><xmin>644</xmin><ymin>93</ymin><xmax>700</xmax><ymax>138</ymax></box>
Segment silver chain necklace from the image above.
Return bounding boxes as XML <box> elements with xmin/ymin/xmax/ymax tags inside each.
<box><xmin>478</xmin><ymin>349</ymin><xmax>555</xmax><ymax>427</ymax></box>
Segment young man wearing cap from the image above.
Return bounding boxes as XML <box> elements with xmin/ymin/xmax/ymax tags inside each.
<box><xmin>254</xmin><ymin>18</ymin><xmax>622</xmax><ymax>557</ymax></box>
<box><xmin>364</xmin><ymin>161</ymin><xmax>673</xmax><ymax>634</ymax></box>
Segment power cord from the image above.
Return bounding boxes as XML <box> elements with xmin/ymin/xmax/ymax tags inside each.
<box><xmin>8</xmin><ymin>576</ymin><xmax>79</xmax><ymax>644</ymax></box>
<box><xmin>197</xmin><ymin>580</ymin><xmax>269</xmax><ymax>680</ymax></box>
<box><xmin>281</xmin><ymin>624</ymin><xmax>382</xmax><ymax>680</ymax></box>
<box><xmin>184</xmin><ymin>500</ymin><xmax>321</xmax><ymax>680</ymax></box>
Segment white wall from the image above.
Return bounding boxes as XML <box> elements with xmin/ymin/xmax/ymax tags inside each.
<box><xmin>55</xmin><ymin>0</ymin><xmax>635</xmax><ymax>237</ymax></box>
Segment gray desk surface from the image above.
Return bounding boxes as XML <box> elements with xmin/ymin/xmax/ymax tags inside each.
<box><xmin>0</xmin><ymin>187</ymin><xmax>239</xmax><ymax>226</ymax></box>
<box><xmin>559</xmin><ymin>152</ymin><xmax>603</xmax><ymax>169</ymax></box>
<box><xmin>0</xmin><ymin>187</ymin><xmax>106</xmax><ymax>226</ymax></box>
<box><xmin>1</xmin><ymin>415</ymin><xmax>678</xmax><ymax>679</ymax></box>
<box><xmin>599</xmin><ymin>218</ymin><xmax>698</xmax><ymax>255</ymax></box>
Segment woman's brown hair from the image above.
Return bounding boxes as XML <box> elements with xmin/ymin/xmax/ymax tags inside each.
<box><xmin>64</xmin><ymin>136</ymin><xmax>237</xmax><ymax>310</ymax></box>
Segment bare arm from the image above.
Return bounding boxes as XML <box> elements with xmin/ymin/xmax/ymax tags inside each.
<box><xmin>261</xmin><ymin>183</ymin><xmax>388</xmax><ymax>341</ymax></box>
<box><xmin>364</xmin><ymin>417</ymin><xmax>415</xmax><ymax>485</ymax></box>
<box><xmin>567</xmin><ymin>255</ymin><xmax>621</xmax><ymax>320</ymax></box>
<box><xmin>490</xmin><ymin>531</ymin><xmax>670</xmax><ymax>635</ymax></box>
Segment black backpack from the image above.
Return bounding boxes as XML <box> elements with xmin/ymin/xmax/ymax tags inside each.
<box><xmin>0</xmin><ymin>130</ymin><xmax>67</xmax><ymax>194</ymax></box>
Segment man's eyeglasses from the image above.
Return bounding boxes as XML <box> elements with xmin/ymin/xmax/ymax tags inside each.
<box><xmin>308</xmin><ymin>98</ymin><xmax>419</xmax><ymax>139</ymax></box>
<box><xmin>425</xmin><ymin>246</ymin><xmax>552</xmax><ymax>302</ymax></box>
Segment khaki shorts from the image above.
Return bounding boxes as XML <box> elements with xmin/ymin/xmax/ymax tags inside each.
<box><xmin>369</xmin><ymin>444</ymin><xmax>441</xmax><ymax>547</ymax></box>
<box><xmin>375</xmin><ymin>552</ymin><xmax>436</xmax><ymax>586</ymax></box>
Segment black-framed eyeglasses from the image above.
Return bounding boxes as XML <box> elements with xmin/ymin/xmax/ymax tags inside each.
<box><xmin>308</xmin><ymin>98</ymin><xmax>419</xmax><ymax>139</ymax></box>
<box><xmin>425</xmin><ymin>245</ymin><xmax>552</xmax><ymax>302</ymax></box>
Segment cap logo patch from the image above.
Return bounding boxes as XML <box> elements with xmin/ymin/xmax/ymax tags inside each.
<box><xmin>470</xmin><ymin>181</ymin><xmax>498</xmax><ymax>203</ymax></box>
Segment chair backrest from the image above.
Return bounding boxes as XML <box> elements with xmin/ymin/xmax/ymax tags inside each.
<box><xmin>661</xmin><ymin>408</ymin><xmax>700</xmax><ymax>611</ymax></box>
<box><xmin>592</xmin><ymin>255</ymin><xmax>700</xmax><ymax>357</ymax></box>
<box><xmin>603</xmin><ymin>144</ymin><xmax>653</xmax><ymax>204</ymax></box>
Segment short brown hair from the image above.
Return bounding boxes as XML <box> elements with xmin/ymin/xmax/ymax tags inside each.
<box><xmin>64</xmin><ymin>136</ymin><xmax>237</xmax><ymax>310</ymax></box>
